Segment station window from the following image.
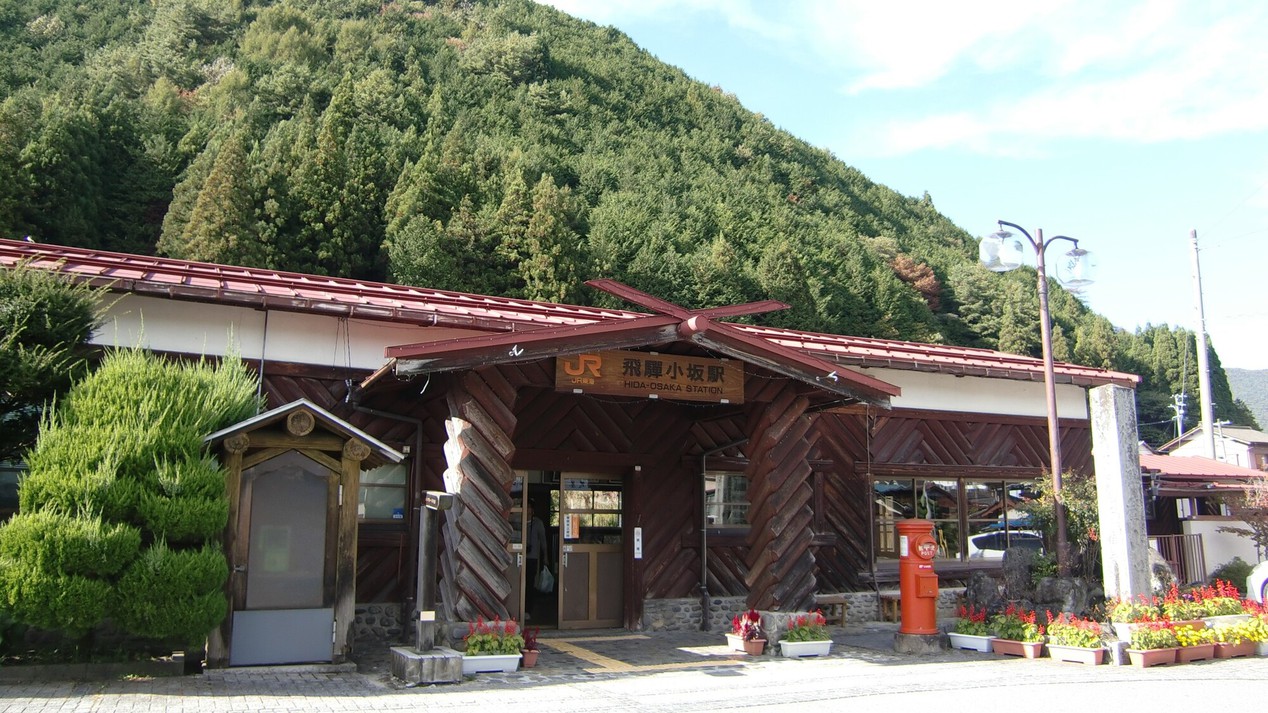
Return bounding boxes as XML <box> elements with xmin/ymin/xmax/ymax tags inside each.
<box><xmin>705</xmin><ymin>471</ymin><xmax>749</xmax><ymax>528</ymax></box>
<box><xmin>873</xmin><ymin>478</ymin><xmax>1039</xmax><ymax>561</ymax></box>
<box><xmin>359</xmin><ymin>462</ymin><xmax>408</xmax><ymax>522</ymax></box>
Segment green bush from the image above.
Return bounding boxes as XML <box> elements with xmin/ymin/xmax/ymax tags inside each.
<box><xmin>0</xmin><ymin>348</ymin><xmax>260</xmax><ymax>644</ymax></box>
<box><xmin>0</xmin><ymin>511</ymin><xmax>140</xmax><ymax>577</ymax></box>
<box><xmin>0</xmin><ymin>564</ymin><xmax>112</xmax><ymax>636</ymax></box>
<box><xmin>112</xmin><ymin>543</ymin><xmax>229</xmax><ymax>644</ymax></box>
<box><xmin>1209</xmin><ymin>558</ymin><xmax>1253</xmax><ymax>596</ymax></box>
<box><xmin>137</xmin><ymin>491</ymin><xmax>228</xmax><ymax>545</ymax></box>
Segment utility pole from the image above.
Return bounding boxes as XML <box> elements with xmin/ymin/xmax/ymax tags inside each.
<box><xmin>1171</xmin><ymin>392</ymin><xmax>1187</xmax><ymax>440</ymax></box>
<box><xmin>1189</xmin><ymin>229</ymin><xmax>1216</xmax><ymax>458</ymax></box>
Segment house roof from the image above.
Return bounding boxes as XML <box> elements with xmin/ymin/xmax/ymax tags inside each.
<box><xmin>1158</xmin><ymin>425</ymin><xmax>1268</xmax><ymax>453</ymax></box>
<box><xmin>0</xmin><ymin>238</ymin><xmax>1139</xmax><ymax>390</ymax></box>
<box><xmin>1138</xmin><ymin>452</ymin><xmax>1265</xmax><ymax>497</ymax></box>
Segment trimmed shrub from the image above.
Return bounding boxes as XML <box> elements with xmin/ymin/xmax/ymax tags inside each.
<box><xmin>0</xmin><ymin>564</ymin><xmax>112</xmax><ymax>636</ymax></box>
<box><xmin>0</xmin><ymin>348</ymin><xmax>261</xmax><ymax>645</ymax></box>
<box><xmin>112</xmin><ymin>543</ymin><xmax>229</xmax><ymax>644</ymax></box>
<box><xmin>137</xmin><ymin>491</ymin><xmax>229</xmax><ymax>545</ymax></box>
<box><xmin>0</xmin><ymin>511</ymin><xmax>140</xmax><ymax>577</ymax></box>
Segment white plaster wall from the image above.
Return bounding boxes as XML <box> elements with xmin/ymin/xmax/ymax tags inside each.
<box><xmin>94</xmin><ymin>294</ymin><xmax>478</xmax><ymax>370</ymax></box>
<box><xmin>859</xmin><ymin>367</ymin><xmax>1090</xmax><ymax>419</ymax></box>
<box><xmin>1181</xmin><ymin>518</ymin><xmax>1263</xmax><ymax>575</ymax></box>
<box><xmin>93</xmin><ymin>296</ymin><xmax>1096</xmax><ymax>420</ymax></box>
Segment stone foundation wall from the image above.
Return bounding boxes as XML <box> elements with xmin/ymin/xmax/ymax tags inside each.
<box><xmin>358</xmin><ymin>588</ymin><xmax>968</xmax><ymax>639</ymax></box>
<box><xmin>354</xmin><ymin>603</ymin><xmax>405</xmax><ymax>641</ymax></box>
<box><xmin>641</xmin><ymin>596</ymin><xmax>748</xmax><ymax>632</ymax></box>
<box><xmin>640</xmin><ymin>588</ymin><xmax>966</xmax><ymax>632</ymax></box>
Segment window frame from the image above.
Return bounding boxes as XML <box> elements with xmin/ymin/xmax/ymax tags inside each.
<box><xmin>871</xmin><ymin>475</ymin><xmax>1041</xmax><ymax>563</ymax></box>
<box><xmin>704</xmin><ymin>470</ymin><xmax>750</xmax><ymax>530</ymax></box>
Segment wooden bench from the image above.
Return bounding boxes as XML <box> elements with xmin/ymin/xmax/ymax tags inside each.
<box><xmin>878</xmin><ymin>591</ymin><xmax>901</xmax><ymax>622</ymax></box>
<box><xmin>814</xmin><ymin>593</ymin><xmax>850</xmax><ymax>625</ymax></box>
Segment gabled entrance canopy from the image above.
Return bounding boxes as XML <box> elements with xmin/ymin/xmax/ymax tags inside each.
<box><xmin>203</xmin><ymin>399</ymin><xmax>403</xmax><ymax>668</ymax></box>
<box><xmin>377</xmin><ymin>280</ymin><xmax>899</xmax><ymax>407</ymax></box>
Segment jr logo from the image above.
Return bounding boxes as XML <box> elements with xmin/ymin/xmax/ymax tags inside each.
<box><xmin>561</xmin><ymin>354</ymin><xmax>603</xmax><ymax>377</ymax></box>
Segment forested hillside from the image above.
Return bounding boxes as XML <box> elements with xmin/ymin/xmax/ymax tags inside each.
<box><xmin>0</xmin><ymin>0</ymin><xmax>1254</xmax><ymax>446</ymax></box>
<box><xmin>1227</xmin><ymin>369</ymin><xmax>1268</xmax><ymax>430</ymax></box>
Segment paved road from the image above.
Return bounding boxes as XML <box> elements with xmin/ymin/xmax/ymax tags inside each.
<box><xmin>4</xmin><ymin>625</ymin><xmax>1265</xmax><ymax>713</ymax></box>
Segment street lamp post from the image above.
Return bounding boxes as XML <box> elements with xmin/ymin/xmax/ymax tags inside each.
<box><xmin>979</xmin><ymin>220</ymin><xmax>1092</xmax><ymax>577</ymax></box>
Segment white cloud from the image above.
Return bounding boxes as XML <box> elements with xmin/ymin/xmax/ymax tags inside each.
<box><xmin>539</xmin><ymin>1</ymin><xmax>1268</xmax><ymax>156</ymax></box>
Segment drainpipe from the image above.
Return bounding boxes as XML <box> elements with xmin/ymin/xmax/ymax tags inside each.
<box><xmin>699</xmin><ymin>438</ymin><xmax>748</xmax><ymax>632</ymax></box>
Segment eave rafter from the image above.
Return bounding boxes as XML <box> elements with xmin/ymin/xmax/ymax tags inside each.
<box><xmin>376</xmin><ymin>279</ymin><xmax>898</xmax><ymax>407</ymax></box>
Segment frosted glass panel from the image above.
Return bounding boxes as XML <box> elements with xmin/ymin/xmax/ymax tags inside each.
<box><xmin>245</xmin><ymin>451</ymin><xmax>330</xmax><ymax>609</ymax></box>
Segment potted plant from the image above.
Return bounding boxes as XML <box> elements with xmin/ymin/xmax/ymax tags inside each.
<box><xmin>1173</xmin><ymin>624</ymin><xmax>1216</xmax><ymax>663</ymax></box>
<box><xmin>1160</xmin><ymin>583</ymin><xmax>1207</xmax><ymax>628</ymax></box>
<box><xmin>947</xmin><ymin>604</ymin><xmax>995</xmax><ymax>653</ymax></box>
<box><xmin>520</xmin><ymin>625</ymin><xmax>541</xmax><ymax>668</ymax></box>
<box><xmin>779</xmin><ymin>610</ymin><xmax>832</xmax><ymax>658</ymax></box>
<box><xmin>1106</xmin><ymin>594</ymin><xmax>1161</xmax><ymax>640</ymax></box>
<box><xmin>727</xmin><ymin>609</ymin><xmax>767</xmax><ymax>655</ymax></box>
<box><xmin>461</xmin><ymin>617</ymin><xmax>524</xmax><ymax>674</ymax></box>
<box><xmin>1126</xmin><ymin>622</ymin><xmax>1179</xmax><ymax>668</ymax></box>
<box><xmin>989</xmin><ymin>604</ymin><xmax>1044</xmax><ymax>658</ymax></box>
<box><xmin>1196</xmin><ymin>579</ymin><xmax>1251</xmax><ymax>627</ymax></box>
<box><xmin>1210</xmin><ymin>618</ymin><xmax>1261</xmax><ymax>659</ymax></box>
<box><xmin>1045</xmin><ymin>612</ymin><xmax>1104</xmax><ymax>665</ymax></box>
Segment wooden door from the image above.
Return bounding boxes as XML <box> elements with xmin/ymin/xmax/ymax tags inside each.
<box><xmin>558</xmin><ymin>474</ymin><xmax>623</xmax><ymax>629</ymax></box>
<box><xmin>229</xmin><ymin>450</ymin><xmax>338</xmax><ymax>665</ymax></box>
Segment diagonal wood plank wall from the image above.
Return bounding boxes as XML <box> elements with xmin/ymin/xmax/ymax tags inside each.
<box><xmin>261</xmin><ymin>365</ymin><xmax>1097</xmax><ymax>619</ymax></box>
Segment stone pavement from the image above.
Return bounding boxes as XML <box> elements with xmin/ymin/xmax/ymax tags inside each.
<box><xmin>3</xmin><ymin>623</ymin><xmax>1265</xmax><ymax>713</ymax></box>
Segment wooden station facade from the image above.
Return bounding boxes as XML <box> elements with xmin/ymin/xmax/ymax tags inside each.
<box><xmin>1</xmin><ymin>239</ymin><xmax>1139</xmax><ymax>640</ymax></box>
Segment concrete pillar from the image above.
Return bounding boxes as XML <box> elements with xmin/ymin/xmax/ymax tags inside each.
<box><xmin>1089</xmin><ymin>384</ymin><xmax>1151</xmax><ymax>598</ymax></box>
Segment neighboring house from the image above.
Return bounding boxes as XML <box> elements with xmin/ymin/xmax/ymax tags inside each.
<box><xmin>1161</xmin><ymin>425</ymin><xmax>1268</xmax><ymax>471</ymax></box>
<box><xmin>1</xmin><ymin>238</ymin><xmax>1142</xmax><ymax>666</ymax></box>
<box><xmin>1139</xmin><ymin>449</ymin><xmax>1265</xmax><ymax>582</ymax></box>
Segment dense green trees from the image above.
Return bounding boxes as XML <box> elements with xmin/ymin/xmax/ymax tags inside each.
<box><xmin>0</xmin><ymin>0</ymin><xmax>1253</xmax><ymax>447</ymax></box>
<box><xmin>0</xmin><ymin>261</ymin><xmax>101</xmax><ymax>462</ymax></box>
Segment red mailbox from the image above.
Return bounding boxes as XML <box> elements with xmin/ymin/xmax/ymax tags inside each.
<box><xmin>896</xmin><ymin>519</ymin><xmax>939</xmax><ymax>635</ymax></box>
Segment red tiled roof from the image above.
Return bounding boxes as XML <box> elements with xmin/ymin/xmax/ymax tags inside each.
<box><xmin>743</xmin><ymin>325</ymin><xmax>1139</xmax><ymax>388</ymax></box>
<box><xmin>0</xmin><ymin>238</ymin><xmax>1139</xmax><ymax>388</ymax></box>
<box><xmin>1139</xmin><ymin>453</ymin><xmax>1266</xmax><ymax>479</ymax></box>
<box><xmin>0</xmin><ymin>238</ymin><xmax>631</xmax><ymax>331</ymax></box>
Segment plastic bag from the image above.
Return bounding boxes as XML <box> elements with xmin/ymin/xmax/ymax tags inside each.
<box><xmin>535</xmin><ymin>565</ymin><xmax>554</xmax><ymax>593</ymax></box>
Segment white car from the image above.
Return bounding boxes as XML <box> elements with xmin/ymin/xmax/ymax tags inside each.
<box><xmin>1249</xmin><ymin>560</ymin><xmax>1268</xmax><ymax>604</ymax></box>
<box><xmin>966</xmin><ymin>530</ymin><xmax>1044</xmax><ymax>559</ymax></box>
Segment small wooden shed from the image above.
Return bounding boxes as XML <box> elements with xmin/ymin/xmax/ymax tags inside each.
<box><xmin>203</xmin><ymin>399</ymin><xmax>403</xmax><ymax>667</ymax></box>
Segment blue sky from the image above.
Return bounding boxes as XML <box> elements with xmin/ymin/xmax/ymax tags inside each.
<box><xmin>538</xmin><ymin>1</ymin><xmax>1268</xmax><ymax>371</ymax></box>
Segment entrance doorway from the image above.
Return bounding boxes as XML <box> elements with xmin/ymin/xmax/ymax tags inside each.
<box><xmin>558</xmin><ymin>473</ymin><xmax>623</xmax><ymax>629</ymax></box>
<box><xmin>505</xmin><ymin>471</ymin><xmax>559</xmax><ymax>627</ymax></box>
<box><xmin>504</xmin><ymin>470</ymin><xmax>625</xmax><ymax>629</ymax></box>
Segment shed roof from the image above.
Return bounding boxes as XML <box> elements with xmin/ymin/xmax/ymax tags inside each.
<box><xmin>0</xmin><ymin>238</ymin><xmax>1139</xmax><ymax>389</ymax></box>
<box><xmin>204</xmin><ymin>398</ymin><xmax>404</xmax><ymax>468</ymax></box>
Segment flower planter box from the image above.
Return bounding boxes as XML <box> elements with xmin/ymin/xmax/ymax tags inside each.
<box><xmin>1110</xmin><ymin>622</ymin><xmax>1139</xmax><ymax>641</ymax></box>
<box><xmin>1046</xmin><ymin>644</ymin><xmax>1105</xmax><ymax>665</ymax></box>
<box><xmin>779</xmin><ymin>640</ymin><xmax>832</xmax><ymax>658</ymax></box>
<box><xmin>1201</xmin><ymin>614</ymin><xmax>1251</xmax><ymax>629</ymax></box>
<box><xmin>1176</xmin><ymin>644</ymin><xmax>1215</xmax><ymax>663</ymax></box>
<box><xmin>947</xmin><ymin>633</ymin><xmax>995</xmax><ymax>653</ymax></box>
<box><xmin>991</xmin><ymin>639</ymin><xmax>1043</xmax><ymax>658</ymax></box>
<box><xmin>1258</xmin><ymin>641</ymin><xmax>1268</xmax><ymax>657</ymax></box>
<box><xmin>1126</xmin><ymin>648</ymin><xmax>1177</xmax><ymax>668</ymax></box>
<box><xmin>461</xmin><ymin>653</ymin><xmax>521</xmax><ymax>674</ymax></box>
<box><xmin>1212</xmin><ymin>641</ymin><xmax>1256</xmax><ymax>659</ymax></box>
